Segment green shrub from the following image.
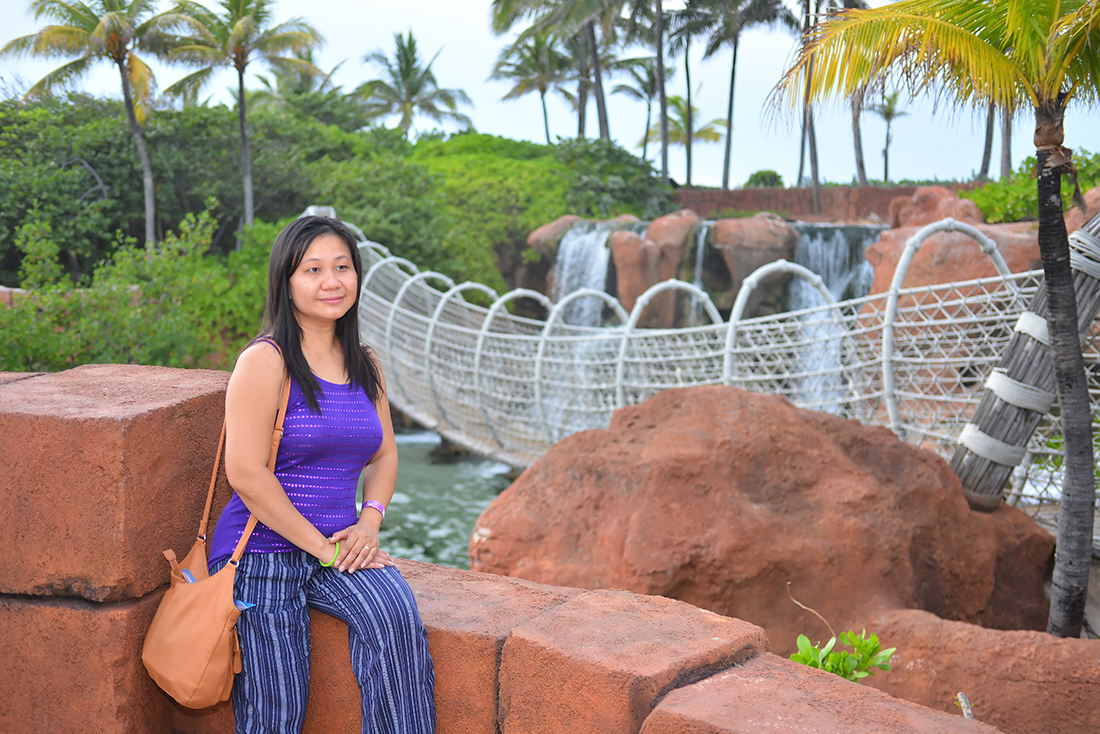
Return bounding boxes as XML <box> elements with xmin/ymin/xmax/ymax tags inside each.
<box><xmin>962</xmin><ymin>150</ymin><xmax>1100</xmax><ymax>223</ymax></box>
<box><xmin>745</xmin><ymin>169</ymin><xmax>784</xmax><ymax>188</ymax></box>
<box><xmin>790</xmin><ymin>630</ymin><xmax>895</xmax><ymax>682</ymax></box>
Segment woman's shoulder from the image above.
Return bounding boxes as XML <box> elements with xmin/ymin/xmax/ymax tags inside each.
<box><xmin>231</xmin><ymin>339</ymin><xmax>285</xmax><ymax>386</ymax></box>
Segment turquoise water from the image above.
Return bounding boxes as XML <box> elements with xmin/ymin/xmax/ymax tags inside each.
<box><xmin>374</xmin><ymin>431</ymin><xmax>513</xmax><ymax>569</ymax></box>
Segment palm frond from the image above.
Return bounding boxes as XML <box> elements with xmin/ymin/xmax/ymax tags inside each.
<box><xmin>24</xmin><ymin>54</ymin><xmax>94</xmax><ymax>97</ymax></box>
<box><xmin>30</xmin><ymin>1</ymin><xmax>99</xmax><ymax>29</ymax></box>
<box><xmin>163</xmin><ymin>65</ymin><xmax>215</xmax><ymax>97</ymax></box>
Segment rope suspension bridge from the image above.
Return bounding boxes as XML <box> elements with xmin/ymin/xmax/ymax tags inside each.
<box><xmin>356</xmin><ymin>217</ymin><xmax>1100</xmax><ymax>523</ymax></box>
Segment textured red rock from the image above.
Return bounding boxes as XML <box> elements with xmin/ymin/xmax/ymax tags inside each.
<box><xmin>1065</xmin><ymin>185</ymin><xmax>1100</xmax><ymax>234</ymax></box>
<box><xmin>0</xmin><ymin>365</ymin><xmax>232</xmax><ymax>602</ymax></box>
<box><xmin>527</xmin><ymin>215</ymin><xmax>583</xmax><ymax>260</ymax></box>
<box><xmin>889</xmin><ymin>186</ymin><xmax>985</xmax><ymax>229</ymax></box>
<box><xmin>469</xmin><ymin>386</ymin><xmax>1053</xmax><ymax>654</ymax></box>
<box><xmin>864</xmin><ymin>609</ymin><xmax>1100</xmax><ymax>734</ymax></box>
<box><xmin>865</xmin><ymin>222</ymin><xmax>1040</xmax><ymax>297</ymax></box>
<box><xmin>711</xmin><ymin>212</ymin><xmax>799</xmax><ymax>317</ymax></box>
<box><xmin>640</xmin><ymin>652</ymin><xmax>999</xmax><ymax>733</ymax></box>
<box><xmin>608</xmin><ymin>209</ymin><xmax>701</xmax><ymax>327</ymax></box>
<box><xmin>0</xmin><ymin>591</ymin><xmax>173</xmax><ymax>734</ymax></box>
<box><xmin>499</xmin><ymin>589</ymin><xmax>768</xmax><ymax>734</ymax></box>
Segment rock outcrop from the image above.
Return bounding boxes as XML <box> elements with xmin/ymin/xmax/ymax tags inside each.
<box><xmin>711</xmin><ymin>213</ymin><xmax>800</xmax><ymax>316</ymax></box>
<box><xmin>610</xmin><ymin>210</ymin><xmax>701</xmax><ymax>327</ymax></box>
<box><xmin>469</xmin><ymin>386</ymin><xmax>1053</xmax><ymax>652</ymax></box>
<box><xmin>1065</xmin><ymin>184</ymin><xmax>1100</xmax><ymax>234</ymax></box>
<box><xmin>889</xmin><ymin>186</ymin><xmax>985</xmax><ymax>229</ymax></box>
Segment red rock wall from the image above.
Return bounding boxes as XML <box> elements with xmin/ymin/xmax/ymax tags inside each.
<box><xmin>675</xmin><ymin>184</ymin><xmax>981</xmax><ymax>222</ymax></box>
<box><xmin>0</xmin><ymin>366</ymin><xmax>997</xmax><ymax>734</ymax></box>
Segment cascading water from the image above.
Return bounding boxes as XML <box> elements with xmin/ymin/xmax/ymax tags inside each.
<box><xmin>690</xmin><ymin>223</ymin><xmax>710</xmax><ymax>326</ymax></box>
<box><xmin>551</xmin><ymin>222</ymin><xmax>615</xmax><ymax>327</ymax></box>
<box><xmin>787</xmin><ymin>223</ymin><xmax>886</xmax><ymax>411</ymax></box>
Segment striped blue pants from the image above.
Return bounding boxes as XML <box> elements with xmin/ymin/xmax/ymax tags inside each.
<box><xmin>215</xmin><ymin>551</ymin><xmax>436</xmax><ymax>734</ymax></box>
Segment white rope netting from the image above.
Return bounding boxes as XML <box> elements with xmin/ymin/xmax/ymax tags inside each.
<box><xmin>357</xmin><ymin>237</ymin><xmax>1100</xmax><ymax>510</ymax></box>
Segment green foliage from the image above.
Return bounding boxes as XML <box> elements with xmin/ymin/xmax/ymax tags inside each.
<box><xmin>0</xmin><ymin>206</ymin><xmax>271</xmax><ymax>372</ymax></box>
<box><xmin>745</xmin><ymin>169</ymin><xmax>784</xmax><ymax>188</ymax></box>
<box><xmin>962</xmin><ymin>150</ymin><xmax>1100</xmax><ymax>223</ymax></box>
<box><xmin>553</xmin><ymin>137</ymin><xmax>674</xmax><ymax>219</ymax></box>
<box><xmin>15</xmin><ymin>213</ymin><xmax>63</xmax><ymax>289</ymax></box>
<box><xmin>790</xmin><ymin>630</ymin><xmax>895</xmax><ymax>682</ymax></box>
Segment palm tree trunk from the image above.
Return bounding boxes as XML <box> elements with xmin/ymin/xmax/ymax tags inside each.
<box><xmin>852</xmin><ymin>88</ymin><xmax>868</xmax><ymax>188</ymax></box>
<box><xmin>883</xmin><ymin>121</ymin><xmax>890</xmax><ymax>182</ymax></box>
<box><xmin>656</xmin><ymin>0</ymin><xmax>669</xmax><ymax>184</ymax></box>
<box><xmin>721</xmin><ymin>38</ymin><xmax>739</xmax><ymax>190</ymax></box>
<box><xmin>978</xmin><ymin>103</ymin><xmax>994</xmax><ymax>181</ymax></box>
<box><xmin>577</xmin><ymin>31</ymin><xmax>588</xmax><ymax>139</ymax></box>
<box><xmin>685</xmin><ymin>38</ymin><xmax>693</xmax><ymax>188</ymax></box>
<box><xmin>808</xmin><ymin>106</ymin><xmax>820</xmax><ymax>214</ymax></box>
<box><xmin>587</xmin><ymin>22</ymin><xmax>610</xmax><ymax>141</ymax></box>
<box><xmin>643</xmin><ymin>98</ymin><xmax>652</xmax><ymax>162</ymax></box>
<box><xmin>541</xmin><ymin>91</ymin><xmax>551</xmax><ymax>145</ymax></box>
<box><xmin>238</xmin><ymin>69</ymin><xmax>254</xmax><ymax>228</ymax></box>
<box><xmin>119</xmin><ymin>60</ymin><xmax>156</xmax><ymax>244</ymax></box>
<box><xmin>1036</xmin><ymin>107</ymin><xmax>1096</xmax><ymax>639</ymax></box>
<box><xmin>1000</xmin><ymin>109</ymin><xmax>1012</xmax><ymax>179</ymax></box>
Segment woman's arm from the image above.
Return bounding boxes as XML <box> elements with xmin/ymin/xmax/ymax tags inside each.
<box><xmin>330</xmin><ymin>355</ymin><xmax>398</xmax><ymax>571</ymax></box>
<box><xmin>224</xmin><ymin>341</ymin><xmax>335</xmax><ymax>565</ymax></box>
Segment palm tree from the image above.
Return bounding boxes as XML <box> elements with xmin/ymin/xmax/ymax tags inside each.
<box><xmin>165</xmin><ymin>0</ymin><xmax>323</xmax><ymax>227</ymax></box>
<box><xmin>643</xmin><ymin>93</ymin><xmax>725</xmax><ymax>171</ymax></box>
<box><xmin>868</xmin><ymin>90</ymin><xmax>907</xmax><ymax>183</ymax></box>
<box><xmin>692</xmin><ymin>0</ymin><xmax>799</xmax><ymax>189</ymax></box>
<box><xmin>612</xmin><ymin>56</ymin><xmax>672</xmax><ymax>161</ymax></box>
<box><xmin>667</xmin><ymin>0</ymin><xmax>711</xmax><ymax>187</ymax></box>
<box><xmin>2</xmin><ymin>0</ymin><xmax>184</xmax><ymax>244</ymax></box>
<box><xmin>773</xmin><ymin>0</ymin><xmax>1100</xmax><ymax>639</ymax></box>
<box><xmin>491</xmin><ymin>30</ymin><xmax>572</xmax><ymax>144</ymax></box>
<box><xmin>977</xmin><ymin>102</ymin><xmax>995</xmax><ymax>181</ymax></box>
<box><xmin>357</xmin><ymin>31</ymin><xmax>473</xmax><ymax>139</ymax></box>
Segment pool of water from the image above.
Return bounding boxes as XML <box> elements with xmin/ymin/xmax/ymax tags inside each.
<box><xmin>373</xmin><ymin>431</ymin><xmax>513</xmax><ymax>569</ymax></box>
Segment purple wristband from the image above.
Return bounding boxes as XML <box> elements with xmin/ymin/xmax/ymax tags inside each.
<box><xmin>363</xmin><ymin>500</ymin><xmax>386</xmax><ymax>523</ymax></box>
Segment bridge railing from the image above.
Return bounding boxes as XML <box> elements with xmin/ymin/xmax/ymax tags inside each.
<box><xmin>358</xmin><ymin>240</ymin><xmax>1096</xmax><ymax>508</ymax></box>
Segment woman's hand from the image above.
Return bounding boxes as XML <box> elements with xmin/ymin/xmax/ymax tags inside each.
<box><xmin>329</xmin><ymin>518</ymin><xmax>393</xmax><ymax>572</ymax></box>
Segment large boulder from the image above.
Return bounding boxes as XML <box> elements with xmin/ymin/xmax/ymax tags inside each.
<box><xmin>864</xmin><ymin>609</ymin><xmax>1100</xmax><ymax>734</ymax></box>
<box><xmin>711</xmin><ymin>213</ymin><xmax>799</xmax><ymax>317</ymax></box>
<box><xmin>469</xmin><ymin>386</ymin><xmax>1053</xmax><ymax>655</ymax></box>
<box><xmin>889</xmin><ymin>186</ymin><xmax>985</xmax><ymax>229</ymax></box>
<box><xmin>609</xmin><ymin>210</ymin><xmax>701</xmax><ymax>327</ymax></box>
<box><xmin>865</xmin><ymin>222</ymin><xmax>1040</xmax><ymax>295</ymax></box>
<box><xmin>527</xmin><ymin>215</ymin><xmax>583</xmax><ymax>260</ymax></box>
<box><xmin>1065</xmin><ymin>184</ymin><xmax>1100</xmax><ymax>234</ymax></box>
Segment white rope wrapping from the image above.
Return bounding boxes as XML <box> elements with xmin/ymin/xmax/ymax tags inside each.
<box><xmin>985</xmin><ymin>369</ymin><xmax>1056</xmax><ymax>413</ymax></box>
<box><xmin>1014</xmin><ymin>311</ymin><xmax>1050</xmax><ymax>345</ymax></box>
<box><xmin>1069</xmin><ymin>228</ymin><xmax>1100</xmax><ymax>259</ymax></box>
<box><xmin>1070</xmin><ymin>250</ymin><xmax>1100</xmax><ymax>280</ymax></box>
<box><xmin>958</xmin><ymin>424</ymin><xmax>1028</xmax><ymax>467</ymax></box>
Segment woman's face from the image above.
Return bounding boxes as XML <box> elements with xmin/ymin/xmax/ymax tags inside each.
<box><xmin>288</xmin><ymin>234</ymin><xmax>358</xmax><ymax>327</ymax></box>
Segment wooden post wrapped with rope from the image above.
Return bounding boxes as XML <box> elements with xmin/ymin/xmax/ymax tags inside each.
<box><xmin>950</xmin><ymin>212</ymin><xmax>1100</xmax><ymax>510</ymax></box>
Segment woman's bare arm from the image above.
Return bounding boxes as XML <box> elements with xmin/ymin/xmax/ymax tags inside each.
<box><xmin>224</xmin><ymin>341</ymin><xmax>334</xmax><ymax>564</ymax></box>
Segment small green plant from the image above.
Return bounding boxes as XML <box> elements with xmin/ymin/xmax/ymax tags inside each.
<box><xmin>745</xmin><ymin>169</ymin><xmax>784</xmax><ymax>188</ymax></box>
<box><xmin>790</xmin><ymin>629</ymin><xmax>895</xmax><ymax>682</ymax></box>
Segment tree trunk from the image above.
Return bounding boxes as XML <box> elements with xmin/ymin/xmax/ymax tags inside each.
<box><xmin>852</xmin><ymin>87</ymin><xmax>868</xmax><ymax>188</ymax></box>
<box><xmin>721</xmin><ymin>37</ymin><xmax>739</xmax><ymax>190</ymax></box>
<box><xmin>541</xmin><ymin>91</ymin><xmax>551</xmax><ymax>145</ymax></box>
<box><xmin>685</xmin><ymin>37</ymin><xmax>693</xmax><ymax>187</ymax></box>
<box><xmin>642</xmin><ymin>98</ymin><xmax>651</xmax><ymax>162</ymax></box>
<box><xmin>978</xmin><ymin>103</ymin><xmax>995</xmax><ymax>181</ymax></box>
<box><xmin>1000</xmin><ymin>109</ymin><xmax>1012</xmax><ymax>179</ymax></box>
<box><xmin>1036</xmin><ymin>105</ymin><xmax>1096</xmax><ymax>639</ymax></box>
<box><xmin>238</xmin><ymin>69</ymin><xmax>254</xmax><ymax>228</ymax></box>
<box><xmin>119</xmin><ymin>60</ymin><xmax>156</xmax><ymax>245</ymax></box>
<box><xmin>656</xmin><ymin>0</ymin><xmax>669</xmax><ymax>184</ymax></box>
<box><xmin>883</xmin><ymin>121</ymin><xmax>891</xmax><ymax>183</ymax></box>
<box><xmin>577</xmin><ymin>31</ymin><xmax>588</xmax><ymax>139</ymax></box>
<box><xmin>587</xmin><ymin>22</ymin><xmax>610</xmax><ymax>141</ymax></box>
<box><xmin>808</xmin><ymin>106</ymin><xmax>820</xmax><ymax>214</ymax></box>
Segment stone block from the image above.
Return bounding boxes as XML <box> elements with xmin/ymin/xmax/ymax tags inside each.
<box><xmin>640</xmin><ymin>652</ymin><xmax>997</xmax><ymax>733</ymax></box>
<box><xmin>174</xmin><ymin>560</ymin><xmax>582</xmax><ymax>734</ymax></box>
<box><xmin>0</xmin><ymin>590</ymin><xmax>173</xmax><ymax>734</ymax></box>
<box><xmin>0</xmin><ymin>365</ymin><xmax>231</xmax><ymax>602</ymax></box>
<box><xmin>499</xmin><ymin>589</ymin><xmax>768</xmax><ymax>734</ymax></box>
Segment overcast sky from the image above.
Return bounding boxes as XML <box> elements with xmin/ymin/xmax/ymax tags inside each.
<box><xmin>2</xmin><ymin>0</ymin><xmax>1099</xmax><ymax>190</ymax></box>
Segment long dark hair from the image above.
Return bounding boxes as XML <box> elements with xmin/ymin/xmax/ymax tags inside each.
<box><xmin>260</xmin><ymin>215</ymin><xmax>381</xmax><ymax>413</ymax></box>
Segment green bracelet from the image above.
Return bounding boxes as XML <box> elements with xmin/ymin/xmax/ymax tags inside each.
<box><xmin>320</xmin><ymin>541</ymin><xmax>340</xmax><ymax>567</ymax></box>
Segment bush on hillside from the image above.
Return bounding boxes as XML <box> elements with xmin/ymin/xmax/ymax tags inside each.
<box><xmin>961</xmin><ymin>150</ymin><xmax>1100</xmax><ymax>223</ymax></box>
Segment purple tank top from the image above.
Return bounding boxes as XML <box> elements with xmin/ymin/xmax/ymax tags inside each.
<box><xmin>208</xmin><ymin>372</ymin><xmax>383</xmax><ymax>568</ymax></box>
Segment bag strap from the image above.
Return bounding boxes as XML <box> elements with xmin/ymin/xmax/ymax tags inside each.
<box><xmin>196</xmin><ymin>339</ymin><xmax>292</xmax><ymax>559</ymax></box>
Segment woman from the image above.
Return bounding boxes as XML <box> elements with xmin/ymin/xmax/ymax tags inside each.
<box><xmin>207</xmin><ymin>215</ymin><xmax>435</xmax><ymax>734</ymax></box>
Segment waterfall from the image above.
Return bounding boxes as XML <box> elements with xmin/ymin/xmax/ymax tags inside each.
<box><xmin>690</xmin><ymin>223</ymin><xmax>710</xmax><ymax>325</ymax></box>
<box><xmin>552</xmin><ymin>222</ymin><xmax>615</xmax><ymax>327</ymax></box>
<box><xmin>787</xmin><ymin>223</ymin><xmax>885</xmax><ymax>411</ymax></box>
